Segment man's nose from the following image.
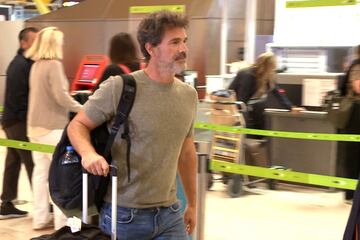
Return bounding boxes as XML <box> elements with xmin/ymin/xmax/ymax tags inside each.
<box><xmin>179</xmin><ymin>42</ymin><xmax>188</xmax><ymax>52</ymax></box>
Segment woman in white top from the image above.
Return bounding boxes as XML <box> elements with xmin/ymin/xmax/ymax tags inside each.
<box><xmin>26</xmin><ymin>26</ymin><xmax>82</xmax><ymax>230</ymax></box>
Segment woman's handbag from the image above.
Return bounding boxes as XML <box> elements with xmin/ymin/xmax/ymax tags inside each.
<box><xmin>324</xmin><ymin>90</ymin><xmax>354</xmax><ymax>129</ymax></box>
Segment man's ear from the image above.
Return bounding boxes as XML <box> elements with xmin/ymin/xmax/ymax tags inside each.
<box><xmin>145</xmin><ymin>42</ymin><xmax>154</xmax><ymax>57</ymax></box>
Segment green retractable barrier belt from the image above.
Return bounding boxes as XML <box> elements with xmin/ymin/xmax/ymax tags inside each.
<box><xmin>195</xmin><ymin>122</ymin><xmax>360</xmax><ymax>142</ymax></box>
<box><xmin>0</xmin><ymin>121</ymin><xmax>358</xmax><ymax>189</ymax></box>
<box><xmin>195</xmin><ymin>121</ymin><xmax>360</xmax><ymax>190</ymax></box>
<box><xmin>211</xmin><ymin>160</ymin><xmax>357</xmax><ymax>190</ymax></box>
<box><xmin>0</xmin><ymin>138</ymin><xmax>55</xmax><ymax>153</ymax></box>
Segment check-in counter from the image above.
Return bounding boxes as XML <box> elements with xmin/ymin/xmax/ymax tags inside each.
<box><xmin>274</xmin><ymin>72</ymin><xmax>342</xmax><ymax>107</ymax></box>
<box><xmin>265</xmin><ymin>109</ymin><xmax>337</xmax><ymax>176</ymax></box>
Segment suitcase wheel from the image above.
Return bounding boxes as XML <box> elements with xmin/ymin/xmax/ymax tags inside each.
<box><xmin>267</xmin><ymin>165</ymin><xmax>288</xmax><ymax>190</ymax></box>
<box><xmin>207</xmin><ymin>173</ymin><xmax>214</xmax><ymax>190</ymax></box>
<box><xmin>227</xmin><ymin>174</ymin><xmax>243</xmax><ymax>198</ymax></box>
<box><xmin>267</xmin><ymin>179</ymin><xmax>278</xmax><ymax>190</ymax></box>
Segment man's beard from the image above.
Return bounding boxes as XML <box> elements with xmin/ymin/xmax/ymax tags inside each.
<box><xmin>174</xmin><ymin>61</ymin><xmax>187</xmax><ymax>74</ymax></box>
<box><xmin>173</xmin><ymin>51</ymin><xmax>187</xmax><ymax>74</ymax></box>
<box><xmin>157</xmin><ymin>52</ymin><xmax>187</xmax><ymax>74</ymax></box>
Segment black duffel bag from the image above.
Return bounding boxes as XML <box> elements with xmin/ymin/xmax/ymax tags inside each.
<box><xmin>30</xmin><ymin>224</ymin><xmax>110</xmax><ymax>240</ymax></box>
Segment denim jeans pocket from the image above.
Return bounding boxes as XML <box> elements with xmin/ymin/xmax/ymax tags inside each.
<box><xmin>169</xmin><ymin>201</ymin><xmax>181</xmax><ymax>213</ymax></box>
<box><xmin>116</xmin><ymin>207</ymin><xmax>134</xmax><ymax>224</ymax></box>
<box><xmin>101</xmin><ymin>206</ymin><xmax>134</xmax><ymax>230</ymax></box>
<box><xmin>100</xmin><ymin>211</ymin><xmax>111</xmax><ymax>234</ymax></box>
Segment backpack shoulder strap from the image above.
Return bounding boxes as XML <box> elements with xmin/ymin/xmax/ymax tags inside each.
<box><xmin>112</xmin><ymin>74</ymin><xmax>136</xmax><ymax>131</ymax></box>
<box><xmin>103</xmin><ymin>74</ymin><xmax>136</xmax><ymax>161</ymax></box>
<box><xmin>118</xmin><ymin>64</ymin><xmax>132</xmax><ymax>74</ymax></box>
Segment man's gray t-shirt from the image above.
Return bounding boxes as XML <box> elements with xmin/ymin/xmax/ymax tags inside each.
<box><xmin>83</xmin><ymin>70</ymin><xmax>198</xmax><ymax>208</ymax></box>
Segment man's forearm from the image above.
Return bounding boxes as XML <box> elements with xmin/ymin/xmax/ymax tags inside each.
<box><xmin>179</xmin><ymin>156</ymin><xmax>197</xmax><ymax>207</ymax></box>
<box><xmin>178</xmin><ymin>138</ymin><xmax>197</xmax><ymax>208</ymax></box>
<box><xmin>67</xmin><ymin>118</ymin><xmax>96</xmax><ymax>157</ymax></box>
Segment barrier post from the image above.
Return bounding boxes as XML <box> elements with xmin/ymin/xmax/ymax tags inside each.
<box><xmin>194</xmin><ymin>141</ymin><xmax>211</xmax><ymax>240</ymax></box>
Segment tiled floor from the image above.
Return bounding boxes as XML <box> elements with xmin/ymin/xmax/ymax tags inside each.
<box><xmin>205</xmin><ymin>182</ymin><xmax>351</xmax><ymax>240</ymax></box>
<box><xmin>0</xmin><ymin>128</ymin><xmax>353</xmax><ymax>239</ymax></box>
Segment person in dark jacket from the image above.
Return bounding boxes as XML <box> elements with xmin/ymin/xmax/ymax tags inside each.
<box><xmin>228</xmin><ymin>52</ymin><xmax>301</xmax><ymax>131</ymax></box>
<box><xmin>228</xmin><ymin>52</ymin><xmax>293</xmax><ymax>109</ymax></box>
<box><xmin>342</xmin><ymin>45</ymin><xmax>360</xmax><ymax>202</ymax></box>
<box><xmin>98</xmin><ymin>32</ymin><xmax>143</xmax><ymax>85</ymax></box>
<box><xmin>0</xmin><ymin>27</ymin><xmax>38</xmax><ymax>219</ymax></box>
<box><xmin>343</xmin><ymin>174</ymin><xmax>360</xmax><ymax>240</ymax></box>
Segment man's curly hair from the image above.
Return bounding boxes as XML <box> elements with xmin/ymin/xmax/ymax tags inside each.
<box><xmin>137</xmin><ymin>10</ymin><xmax>188</xmax><ymax>62</ymax></box>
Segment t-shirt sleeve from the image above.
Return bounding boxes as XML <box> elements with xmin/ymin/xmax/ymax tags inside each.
<box><xmin>84</xmin><ymin>76</ymin><xmax>122</xmax><ymax>126</ymax></box>
<box><xmin>186</xmin><ymin>88</ymin><xmax>198</xmax><ymax>138</ymax></box>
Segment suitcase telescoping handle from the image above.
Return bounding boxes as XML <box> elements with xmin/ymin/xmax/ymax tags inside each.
<box><xmin>110</xmin><ymin>166</ymin><xmax>118</xmax><ymax>240</ymax></box>
<box><xmin>82</xmin><ymin>165</ymin><xmax>118</xmax><ymax>240</ymax></box>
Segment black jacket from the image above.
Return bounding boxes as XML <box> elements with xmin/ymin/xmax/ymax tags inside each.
<box><xmin>343</xmin><ymin>177</ymin><xmax>360</xmax><ymax>240</ymax></box>
<box><xmin>98</xmin><ymin>62</ymin><xmax>141</xmax><ymax>85</ymax></box>
<box><xmin>1</xmin><ymin>49</ymin><xmax>34</xmax><ymax>128</ymax></box>
<box><xmin>228</xmin><ymin>68</ymin><xmax>292</xmax><ymax>109</ymax></box>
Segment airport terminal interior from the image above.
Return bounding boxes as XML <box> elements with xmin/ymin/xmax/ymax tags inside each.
<box><xmin>1</xmin><ymin>0</ymin><xmax>360</xmax><ymax>239</ymax></box>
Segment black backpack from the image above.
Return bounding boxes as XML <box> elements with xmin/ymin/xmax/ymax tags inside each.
<box><xmin>49</xmin><ymin>74</ymin><xmax>136</xmax><ymax>213</ymax></box>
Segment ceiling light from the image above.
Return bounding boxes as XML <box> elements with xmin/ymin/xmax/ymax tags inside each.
<box><xmin>63</xmin><ymin>1</ymin><xmax>79</xmax><ymax>7</ymax></box>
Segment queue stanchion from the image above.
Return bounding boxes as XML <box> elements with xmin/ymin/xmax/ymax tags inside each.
<box><xmin>194</xmin><ymin>140</ymin><xmax>211</xmax><ymax>240</ymax></box>
<box><xmin>194</xmin><ymin>153</ymin><xmax>207</xmax><ymax>240</ymax></box>
<box><xmin>193</xmin><ymin>141</ymin><xmax>211</xmax><ymax>240</ymax></box>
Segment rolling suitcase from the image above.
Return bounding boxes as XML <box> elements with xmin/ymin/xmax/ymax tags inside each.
<box><xmin>31</xmin><ymin>166</ymin><xmax>118</xmax><ymax>240</ymax></box>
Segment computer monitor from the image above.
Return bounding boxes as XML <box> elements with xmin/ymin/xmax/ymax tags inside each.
<box><xmin>182</xmin><ymin>70</ymin><xmax>198</xmax><ymax>88</ymax></box>
<box><xmin>70</xmin><ymin>55</ymin><xmax>109</xmax><ymax>92</ymax></box>
<box><xmin>78</xmin><ymin>64</ymin><xmax>100</xmax><ymax>83</ymax></box>
<box><xmin>302</xmin><ymin>78</ymin><xmax>337</xmax><ymax>107</ymax></box>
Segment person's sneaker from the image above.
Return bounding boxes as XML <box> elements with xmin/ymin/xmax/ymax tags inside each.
<box><xmin>0</xmin><ymin>202</ymin><xmax>28</xmax><ymax>220</ymax></box>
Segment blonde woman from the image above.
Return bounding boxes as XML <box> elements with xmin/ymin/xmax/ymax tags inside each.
<box><xmin>26</xmin><ymin>26</ymin><xmax>82</xmax><ymax>230</ymax></box>
<box><xmin>228</xmin><ymin>52</ymin><xmax>301</xmax><ymax>130</ymax></box>
<box><xmin>228</xmin><ymin>52</ymin><xmax>290</xmax><ymax>104</ymax></box>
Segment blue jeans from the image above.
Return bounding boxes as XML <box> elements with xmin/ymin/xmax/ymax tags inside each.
<box><xmin>100</xmin><ymin>201</ymin><xmax>188</xmax><ymax>240</ymax></box>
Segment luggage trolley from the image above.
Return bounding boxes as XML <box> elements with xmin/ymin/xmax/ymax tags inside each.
<box><xmin>206</xmin><ymin>90</ymin><xmax>277</xmax><ymax>197</ymax></box>
<box><xmin>207</xmin><ymin>90</ymin><xmax>246</xmax><ymax>197</ymax></box>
